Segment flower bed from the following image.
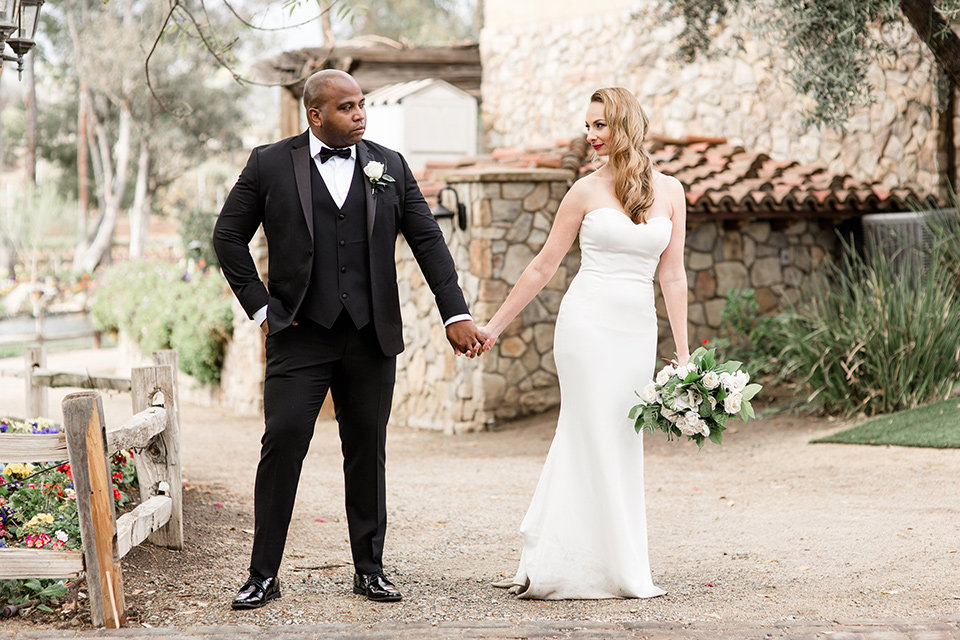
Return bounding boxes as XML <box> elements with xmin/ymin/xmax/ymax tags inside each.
<box><xmin>0</xmin><ymin>418</ymin><xmax>137</xmax><ymax>552</ymax></box>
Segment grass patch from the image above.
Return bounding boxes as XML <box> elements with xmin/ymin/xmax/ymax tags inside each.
<box><xmin>811</xmin><ymin>397</ymin><xmax>960</xmax><ymax>448</ymax></box>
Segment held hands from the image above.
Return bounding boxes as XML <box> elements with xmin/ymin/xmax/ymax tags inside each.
<box><xmin>478</xmin><ymin>325</ymin><xmax>498</xmax><ymax>352</ymax></box>
<box><xmin>445</xmin><ymin>319</ymin><xmax>490</xmax><ymax>358</ymax></box>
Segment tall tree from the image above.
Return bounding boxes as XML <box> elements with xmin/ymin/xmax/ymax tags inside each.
<box><xmin>39</xmin><ymin>0</ymin><xmax>245</xmax><ymax>272</ymax></box>
<box><xmin>349</xmin><ymin>0</ymin><xmax>478</xmax><ymax>44</ymax></box>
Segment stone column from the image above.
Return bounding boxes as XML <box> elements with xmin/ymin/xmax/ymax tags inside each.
<box><xmin>390</xmin><ymin>167</ymin><xmax>575</xmax><ymax>432</ymax></box>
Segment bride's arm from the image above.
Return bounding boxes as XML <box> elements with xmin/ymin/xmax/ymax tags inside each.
<box><xmin>481</xmin><ymin>183</ymin><xmax>588</xmax><ymax>344</ymax></box>
<box><xmin>658</xmin><ymin>176</ymin><xmax>690</xmax><ymax>365</ymax></box>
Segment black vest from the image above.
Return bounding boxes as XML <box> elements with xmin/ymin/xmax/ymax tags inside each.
<box><xmin>299</xmin><ymin>158</ymin><xmax>373</xmax><ymax>329</ymax></box>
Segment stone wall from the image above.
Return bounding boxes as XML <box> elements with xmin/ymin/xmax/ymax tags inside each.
<box><xmin>480</xmin><ymin>1</ymin><xmax>948</xmax><ymax>194</ymax></box>
<box><xmin>654</xmin><ymin>218</ymin><xmax>839</xmax><ymax>358</ymax></box>
<box><xmin>392</xmin><ymin>168</ymin><xmax>843</xmax><ymax>431</ymax></box>
<box><xmin>390</xmin><ymin>168</ymin><xmax>576</xmax><ymax>431</ymax></box>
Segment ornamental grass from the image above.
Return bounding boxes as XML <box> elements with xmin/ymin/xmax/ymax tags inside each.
<box><xmin>780</xmin><ymin>210</ymin><xmax>960</xmax><ymax>417</ymax></box>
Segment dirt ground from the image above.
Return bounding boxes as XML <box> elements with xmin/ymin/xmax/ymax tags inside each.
<box><xmin>2</xmin><ymin>348</ymin><xmax>959</xmax><ymax>631</ymax></box>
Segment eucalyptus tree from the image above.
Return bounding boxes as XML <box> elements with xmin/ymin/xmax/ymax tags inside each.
<box><xmin>38</xmin><ymin>0</ymin><xmax>245</xmax><ymax>272</ymax></box>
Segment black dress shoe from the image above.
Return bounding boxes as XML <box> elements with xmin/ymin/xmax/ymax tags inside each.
<box><xmin>231</xmin><ymin>574</ymin><xmax>281</xmax><ymax>610</ymax></box>
<box><xmin>353</xmin><ymin>572</ymin><xmax>403</xmax><ymax>602</ymax></box>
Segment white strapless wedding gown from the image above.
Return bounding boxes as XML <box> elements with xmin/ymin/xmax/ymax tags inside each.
<box><xmin>498</xmin><ymin>208</ymin><xmax>671</xmax><ymax>599</ymax></box>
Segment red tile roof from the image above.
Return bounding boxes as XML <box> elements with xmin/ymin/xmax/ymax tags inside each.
<box><xmin>418</xmin><ymin>135</ymin><xmax>935</xmax><ymax>219</ymax></box>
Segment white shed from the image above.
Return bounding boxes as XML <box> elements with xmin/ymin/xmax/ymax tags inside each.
<box><xmin>363</xmin><ymin>79</ymin><xmax>478</xmax><ymax>172</ymax></box>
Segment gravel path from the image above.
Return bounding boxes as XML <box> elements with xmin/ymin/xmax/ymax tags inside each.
<box><xmin>2</xmin><ymin>349</ymin><xmax>959</xmax><ymax>632</ymax></box>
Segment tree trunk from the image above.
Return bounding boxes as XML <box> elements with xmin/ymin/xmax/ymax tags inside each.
<box><xmin>24</xmin><ymin>51</ymin><xmax>37</xmax><ymax>185</ymax></box>
<box><xmin>67</xmin><ymin>4</ymin><xmax>91</xmax><ymax>251</ymax></box>
<box><xmin>900</xmin><ymin>0</ymin><xmax>960</xmax><ymax>87</ymax></box>
<box><xmin>129</xmin><ymin>142</ymin><xmax>150</xmax><ymax>258</ymax></box>
<box><xmin>322</xmin><ymin>1</ymin><xmax>335</xmax><ymax>45</ymax></box>
<box><xmin>73</xmin><ymin>102</ymin><xmax>133</xmax><ymax>273</ymax></box>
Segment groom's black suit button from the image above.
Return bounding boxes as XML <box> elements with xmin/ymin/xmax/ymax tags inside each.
<box><xmin>231</xmin><ymin>574</ymin><xmax>280</xmax><ymax>610</ymax></box>
<box><xmin>353</xmin><ymin>572</ymin><xmax>402</xmax><ymax>602</ymax></box>
<box><xmin>319</xmin><ymin>146</ymin><xmax>351</xmax><ymax>162</ymax></box>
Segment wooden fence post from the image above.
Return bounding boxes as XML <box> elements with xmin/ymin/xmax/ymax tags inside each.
<box><xmin>23</xmin><ymin>345</ymin><xmax>47</xmax><ymax>419</ymax></box>
<box><xmin>62</xmin><ymin>391</ymin><xmax>126</xmax><ymax>629</ymax></box>
<box><xmin>130</xmin><ymin>352</ymin><xmax>183</xmax><ymax>549</ymax></box>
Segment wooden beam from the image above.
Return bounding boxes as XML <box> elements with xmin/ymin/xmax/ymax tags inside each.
<box><xmin>0</xmin><ymin>433</ymin><xmax>67</xmax><ymax>463</ymax></box>
<box><xmin>63</xmin><ymin>391</ymin><xmax>126</xmax><ymax>629</ymax></box>
<box><xmin>106</xmin><ymin>407</ymin><xmax>168</xmax><ymax>453</ymax></box>
<box><xmin>0</xmin><ymin>549</ymin><xmax>84</xmax><ymax>579</ymax></box>
<box><xmin>24</xmin><ymin>346</ymin><xmax>47</xmax><ymax>420</ymax></box>
<box><xmin>115</xmin><ymin>495</ymin><xmax>173</xmax><ymax>559</ymax></box>
<box><xmin>32</xmin><ymin>370</ymin><xmax>133</xmax><ymax>393</ymax></box>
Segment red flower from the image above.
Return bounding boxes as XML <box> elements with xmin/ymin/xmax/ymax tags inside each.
<box><xmin>113</xmin><ymin>487</ymin><xmax>122</xmax><ymax>501</ymax></box>
<box><xmin>702</xmin><ymin>339</ymin><xmax>710</xmax><ymax>345</ymax></box>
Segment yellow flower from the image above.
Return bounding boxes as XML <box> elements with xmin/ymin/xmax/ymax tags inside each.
<box><xmin>2</xmin><ymin>462</ymin><xmax>35</xmax><ymax>479</ymax></box>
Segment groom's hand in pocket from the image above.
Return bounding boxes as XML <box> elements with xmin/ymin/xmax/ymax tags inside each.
<box><xmin>446</xmin><ymin>319</ymin><xmax>485</xmax><ymax>358</ymax></box>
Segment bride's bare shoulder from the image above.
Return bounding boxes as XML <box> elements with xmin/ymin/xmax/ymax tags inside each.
<box><xmin>652</xmin><ymin>170</ymin><xmax>683</xmax><ymax>191</ymax></box>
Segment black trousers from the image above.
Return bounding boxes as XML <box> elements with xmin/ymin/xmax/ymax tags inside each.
<box><xmin>250</xmin><ymin>314</ymin><xmax>396</xmax><ymax>578</ymax></box>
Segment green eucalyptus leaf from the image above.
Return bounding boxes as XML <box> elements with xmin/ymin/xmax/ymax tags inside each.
<box><xmin>742</xmin><ymin>383</ymin><xmax>763</xmax><ymax>401</ymax></box>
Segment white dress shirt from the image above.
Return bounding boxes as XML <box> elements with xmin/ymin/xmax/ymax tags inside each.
<box><xmin>253</xmin><ymin>131</ymin><xmax>470</xmax><ymax>329</ymax></box>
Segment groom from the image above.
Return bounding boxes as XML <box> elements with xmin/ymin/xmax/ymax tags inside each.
<box><xmin>213</xmin><ymin>69</ymin><xmax>484</xmax><ymax>608</ymax></box>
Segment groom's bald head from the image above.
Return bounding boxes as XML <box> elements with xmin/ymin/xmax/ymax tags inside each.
<box><xmin>303</xmin><ymin>69</ymin><xmax>359</xmax><ymax>112</ymax></box>
<box><xmin>303</xmin><ymin>69</ymin><xmax>366</xmax><ymax>148</ymax></box>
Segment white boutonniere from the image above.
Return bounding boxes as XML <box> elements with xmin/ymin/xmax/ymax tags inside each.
<box><xmin>363</xmin><ymin>160</ymin><xmax>395</xmax><ymax>194</ymax></box>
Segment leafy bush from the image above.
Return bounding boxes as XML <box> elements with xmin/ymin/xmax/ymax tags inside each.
<box><xmin>90</xmin><ymin>259</ymin><xmax>233</xmax><ymax>384</ymax></box>
<box><xmin>779</xmin><ymin>232</ymin><xmax>960</xmax><ymax>417</ymax></box>
<box><xmin>710</xmin><ymin>288</ymin><xmax>789</xmax><ymax>380</ymax></box>
<box><xmin>178</xmin><ymin>208</ymin><xmax>219</xmax><ymax>269</ymax></box>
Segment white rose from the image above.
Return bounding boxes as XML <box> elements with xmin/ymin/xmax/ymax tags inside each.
<box><xmin>660</xmin><ymin>406</ymin><xmax>679</xmax><ymax>422</ymax></box>
<box><xmin>671</xmin><ymin>391</ymin><xmax>691</xmax><ymax>411</ymax></box>
<box><xmin>656</xmin><ymin>365</ymin><xmax>676</xmax><ymax>385</ymax></box>
<box><xmin>674</xmin><ymin>364</ymin><xmax>692</xmax><ymax>380</ymax></box>
<box><xmin>700</xmin><ymin>370</ymin><xmax>720</xmax><ymax>390</ymax></box>
<box><xmin>640</xmin><ymin>382</ymin><xmax>659</xmax><ymax>405</ymax></box>
<box><xmin>723</xmin><ymin>392</ymin><xmax>742</xmax><ymax>414</ymax></box>
<box><xmin>708</xmin><ymin>395</ymin><xmax>717</xmax><ymax>411</ymax></box>
<box><xmin>363</xmin><ymin>160</ymin><xmax>385</xmax><ymax>180</ymax></box>
<box><xmin>677</xmin><ymin>412</ymin><xmax>701</xmax><ymax>436</ymax></box>
<box><xmin>719</xmin><ymin>372</ymin><xmax>734</xmax><ymax>391</ymax></box>
<box><xmin>730</xmin><ymin>370</ymin><xmax>750</xmax><ymax>393</ymax></box>
<box><xmin>699</xmin><ymin>421</ymin><xmax>711</xmax><ymax>437</ymax></box>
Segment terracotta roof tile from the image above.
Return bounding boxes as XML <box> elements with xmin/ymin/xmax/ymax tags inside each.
<box><xmin>418</xmin><ymin>134</ymin><xmax>936</xmax><ymax>216</ymax></box>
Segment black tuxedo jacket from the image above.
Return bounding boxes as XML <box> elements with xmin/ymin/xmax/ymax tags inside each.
<box><xmin>213</xmin><ymin>132</ymin><xmax>469</xmax><ymax>357</ymax></box>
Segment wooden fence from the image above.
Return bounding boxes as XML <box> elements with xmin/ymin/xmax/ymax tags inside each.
<box><xmin>0</xmin><ymin>350</ymin><xmax>182</xmax><ymax>628</ymax></box>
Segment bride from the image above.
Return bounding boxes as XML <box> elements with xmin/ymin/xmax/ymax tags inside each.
<box><xmin>481</xmin><ymin>87</ymin><xmax>689</xmax><ymax>599</ymax></box>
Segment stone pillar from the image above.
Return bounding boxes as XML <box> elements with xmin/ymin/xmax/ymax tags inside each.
<box><xmin>219</xmin><ymin>229</ymin><xmax>268</xmax><ymax>416</ymax></box>
<box><xmin>390</xmin><ymin>167</ymin><xmax>575</xmax><ymax>432</ymax></box>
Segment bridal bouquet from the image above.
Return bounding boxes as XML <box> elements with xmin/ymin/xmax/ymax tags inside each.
<box><xmin>629</xmin><ymin>347</ymin><xmax>762</xmax><ymax>448</ymax></box>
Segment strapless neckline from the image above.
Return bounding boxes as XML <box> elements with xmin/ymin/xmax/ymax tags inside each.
<box><xmin>585</xmin><ymin>208</ymin><xmax>672</xmax><ymax>226</ymax></box>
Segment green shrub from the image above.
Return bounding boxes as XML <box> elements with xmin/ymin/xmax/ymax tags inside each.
<box><xmin>780</xmin><ymin>232</ymin><xmax>960</xmax><ymax>417</ymax></box>
<box><xmin>178</xmin><ymin>208</ymin><xmax>219</xmax><ymax>269</ymax></box>
<box><xmin>90</xmin><ymin>260</ymin><xmax>233</xmax><ymax>385</ymax></box>
<box><xmin>711</xmin><ymin>288</ymin><xmax>789</xmax><ymax>379</ymax></box>
<box><xmin>923</xmin><ymin>196</ymin><xmax>960</xmax><ymax>290</ymax></box>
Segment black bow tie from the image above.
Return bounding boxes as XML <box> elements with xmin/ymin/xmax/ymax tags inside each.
<box><xmin>319</xmin><ymin>146</ymin><xmax>351</xmax><ymax>163</ymax></box>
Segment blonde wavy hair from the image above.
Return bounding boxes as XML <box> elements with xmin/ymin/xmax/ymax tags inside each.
<box><xmin>590</xmin><ymin>88</ymin><xmax>654</xmax><ymax>224</ymax></box>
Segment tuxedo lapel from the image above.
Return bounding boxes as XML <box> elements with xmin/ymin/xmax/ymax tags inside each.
<box><xmin>291</xmin><ymin>134</ymin><xmax>314</xmax><ymax>239</ymax></box>
<box><xmin>356</xmin><ymin>141</ymin><xmax>377</xmax><ymax>240</ymax></box>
